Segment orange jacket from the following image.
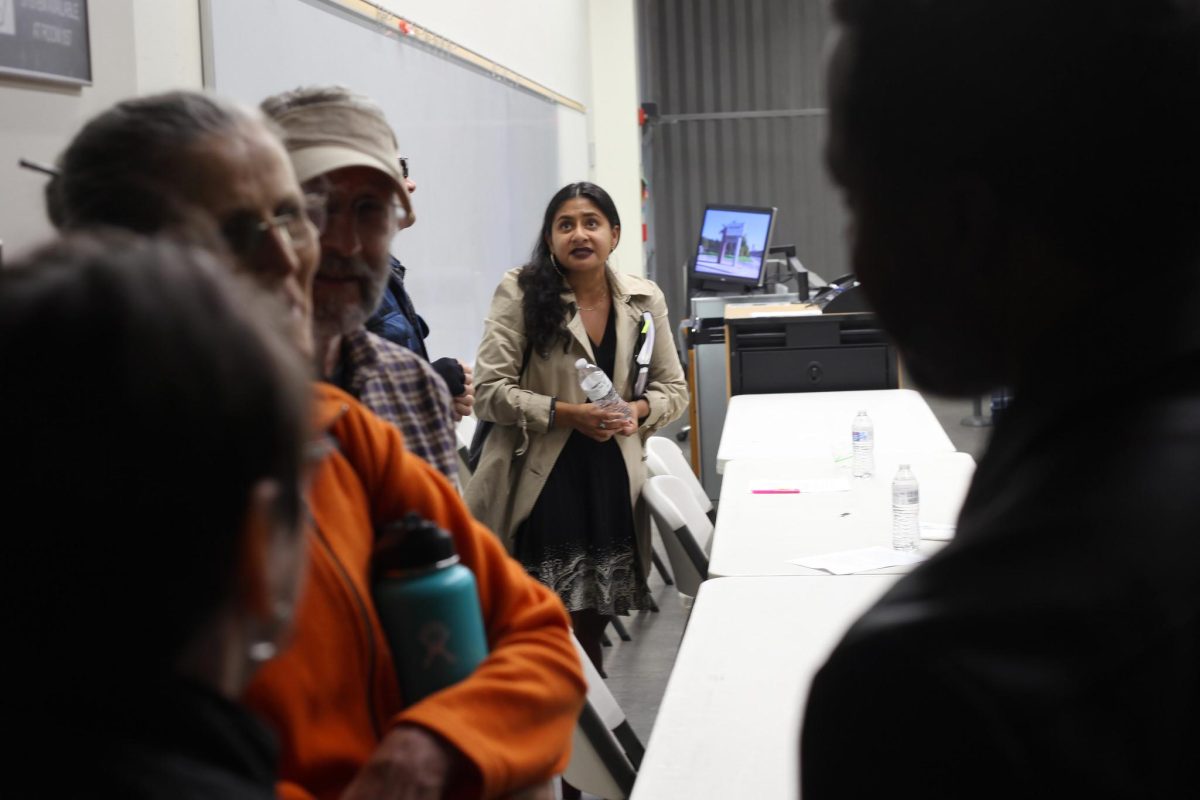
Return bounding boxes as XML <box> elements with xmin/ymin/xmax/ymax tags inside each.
<box><xmin>244</xmin><ymin>383</ymin><xmax>585</xmax><ymax>799</ymax></box>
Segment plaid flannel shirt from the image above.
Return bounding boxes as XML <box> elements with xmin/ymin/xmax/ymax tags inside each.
<box><xmin>340</xmin><ymin>328</ymin><xmax>459</xmax><ymax>483</ymax></box>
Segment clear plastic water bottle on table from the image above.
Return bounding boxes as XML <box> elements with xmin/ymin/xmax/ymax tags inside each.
<box><xmin>891</xmin><ymin>464</ymin><xmax>920</xmax><ymax>552</ymax></box>
<box><xmin>851</xmin><ymin>410</ymin><xmax>874</xmax><ymax>478</ymax></box>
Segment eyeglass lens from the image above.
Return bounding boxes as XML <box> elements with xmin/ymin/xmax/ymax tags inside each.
<box><xmin>304</xmin><ymin>192</ymin><xmax>328</xmax><ymax>233</ymax></box>
<box><xmin>221</xmin><ymin>213</ymin><xmax>308</xmax><ymax>256</ymax></box>
<box><xmin>317</xmin><ymin>194</ymin><xmax>403</xmax><ymax>237</ymax></box>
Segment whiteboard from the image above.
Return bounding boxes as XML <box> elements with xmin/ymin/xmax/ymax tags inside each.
<box><xmin>202</xmin><ymin>0</ymin><xmax>563</xmax><ymax>365</ymax></box>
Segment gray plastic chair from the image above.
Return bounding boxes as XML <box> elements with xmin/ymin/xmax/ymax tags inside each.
<box><xmin>642</xmin><ymin>475</ymin><xmax>713</xmax><ymax>601</ymax></box>
<box><xmin>563</xmin><ymin>636</ymin><xmax>643</xmax><ymax>799</ymax></box>
<box><xmin>646</xmin><ymin>436</ymin><xmax>713</xmax><ymax>519</ymax></box>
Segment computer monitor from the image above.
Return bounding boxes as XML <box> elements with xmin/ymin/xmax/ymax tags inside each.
<box><xmin>690</xmin><ymin>204</ymin><xmax>777</xmax><ymax>292</ymax></box>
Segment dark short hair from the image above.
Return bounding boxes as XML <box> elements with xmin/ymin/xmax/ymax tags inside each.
<box><xmin>49</xmin><ymin>90</ymin><xmax>258</xmax><ymax>235</ymax></box>
<box><xmin>830</xmin><ymin>0</ymin><xmax>1200</xmax><ymax>271</ymax></box>
<box><xmin>519</xmin><ymin>182</ymin><xmax>622</xmax><ymax>355</ymax></box>
<box><xmin>0</xmin><ymin>232</ymin><xmax>310</xmax><ymax>681</ymax></box>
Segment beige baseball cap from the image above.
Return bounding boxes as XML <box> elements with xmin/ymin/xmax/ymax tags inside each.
<box><xmin>263</xmin><ymin>88</ymin><xmax>413</xmax><ymax>221</ymax></box>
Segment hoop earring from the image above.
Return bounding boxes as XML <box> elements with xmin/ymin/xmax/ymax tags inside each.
<box><xmin>246</xmin><ymin>600</ymin><xmax>293</xmax><ymax>664</ymax></box>
<box><xmin>550</xmin><ymin>252</ymin><xmax>565</xmax><ymax>277</ymax></box>
<box><xmin>247</xmin><ymin>640</ymin><xmax>278</xmax><ymax>663</ymax></box>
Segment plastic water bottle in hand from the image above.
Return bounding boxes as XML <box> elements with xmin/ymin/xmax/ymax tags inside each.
<box><xmin>851</xmin><ymin>410</ymin><xmax>874</xmax><ymax>478</ymax></box>
<box><xmin>891</xmin><ymin>464</ymin><xmax>920</xmax><ymax>552</ymax></box>
<box><xmin>575</xmin><ymin>358</ymin><xmax>632</xmax><ymax>418</ymax></box>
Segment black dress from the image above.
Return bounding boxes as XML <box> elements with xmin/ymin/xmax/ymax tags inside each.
<box><xmin>515</xmin><ymin>305</ymin><xmax>650</xmax><ymax>616</ymax></box>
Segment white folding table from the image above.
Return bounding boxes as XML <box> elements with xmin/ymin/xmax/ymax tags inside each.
<box><xmin>715</xmin><ymin>388</ymin><xmax>956</xmax><ymax>473</ymax></box>
<box><xmin>708</xmin><ymin>451</ymin><xmax>976</xmax><ymax>578</ymax></box>
<box><xmin>631</xmin><ymin>575</ymin><xmax>897</xmax><ymax>800</ymax></box>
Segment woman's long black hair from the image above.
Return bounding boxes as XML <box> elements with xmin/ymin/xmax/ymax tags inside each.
<box><xmin>517</xmin><ymin>181</ymin><xmax>621</xmax><ymax>356</ymax></box>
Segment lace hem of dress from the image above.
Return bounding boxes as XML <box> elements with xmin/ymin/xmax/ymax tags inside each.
<box><xmin>533</xmin><ymin>549</ymin><xmax>650</xmax><ymax>616</ymax></box>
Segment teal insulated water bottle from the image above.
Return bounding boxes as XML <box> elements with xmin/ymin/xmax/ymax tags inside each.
<box><xmin>372</xmin><ymin>513</ymin><xmax>489</xmax><ymax>705</ymax></box>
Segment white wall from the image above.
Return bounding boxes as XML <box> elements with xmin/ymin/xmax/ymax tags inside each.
<box><xmin>378</xmin><ymin>0</ymin><xmax>596</xmax><ymax>221</ymax></box>
<box><xmin>377</xmin><ymin>0</ymin><xmax>591</xmax><ymax>103</ymax></box>
<box><xmin>0</xmin><ymin>0</ymin><xmax>139</xmax><ymax>259</ymax></box>
<box><xmin>587</xmin><ymin>0</ymin><xmax>643</xmax><ymax>276</ymax></box>
<box><xmin>0</xmin><ymin>0</ymin><xmax>641</xmax><ymax>266</ymax></box>
<box><xmin>0</xmin><ymin>0</ymin><xmax>201</xmax><ymax>260</ymax></box>
<box><xmin>132</xmin><ymin>0</ymin><xmax>201</xmax><ymax>94</ymax></box>
<box><xmin>557</xmin><ymin>105</ymin><xmax>591</xmax><ymax>188</ymax></box>
<box><xmin>382</xmin><ymin>0</ymin><xmax>642</xmax><ymax>274</ymax></box>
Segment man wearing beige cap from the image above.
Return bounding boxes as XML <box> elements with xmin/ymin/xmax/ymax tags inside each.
<box><xmin>262</xmin><ymin>87</ymin><xmax>467</xmax><ymax>484</ymax></box>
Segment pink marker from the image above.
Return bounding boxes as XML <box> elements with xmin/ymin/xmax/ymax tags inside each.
<box><xmin>751</xmin><ymin>488</ymin><xmax>800</xmax><ymax>494</ymax></box>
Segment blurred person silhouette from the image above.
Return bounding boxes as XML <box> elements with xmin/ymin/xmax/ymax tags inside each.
<box><xmin>2</xmin><ymin>233</ymin><xmax>311</xmax><ymax>798</ymax></box>
<box><xmin>802</xmin><ymin>1</ymin><xmax>1200</xmax><ymax>796</ymax></box>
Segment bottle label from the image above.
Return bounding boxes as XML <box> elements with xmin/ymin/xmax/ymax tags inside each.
<box><xmin>852</xmin><ymin>431</ymin><xmax>871</xmax><ymax>443</ymax></box>
<box><xmin>894</xmin><ymin>490</ymin><xmax>919</xmax><ymax>504</ymax></box>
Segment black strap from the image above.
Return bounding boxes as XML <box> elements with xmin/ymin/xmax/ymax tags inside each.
<box><xmin>467</xmin><ymin>342</ymin><xmax>533</xmax><ymax>472</ymax></box>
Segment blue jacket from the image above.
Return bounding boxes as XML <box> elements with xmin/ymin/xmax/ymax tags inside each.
<box><xmin>367</xmin><ymin>257</ymin><xmax>429</xmax><ymax>361</ymax></box>
<box><xmin>366</xmin><ymin>257</ymin><xmax>466</xmax><ymax>396</ymax></box>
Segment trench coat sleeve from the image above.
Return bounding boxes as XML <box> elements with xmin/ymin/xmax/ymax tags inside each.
<box><xmin>333</xmin><ymin>390</ymin><xmax>586</xmax><ymax>797</ymax></box>
<box><xmin>473</xmin><ymin>271</ymin><xmax>553</xmax><ymax>434</ymax></box>
<box><xmin>637</xmin><ymin>282</ymin><xmax>689</xmax><ymax>434</ymax></box>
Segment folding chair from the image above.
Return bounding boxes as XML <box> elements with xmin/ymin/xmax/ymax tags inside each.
<box><xmin>646</xmin><ymin>436</ymin><xmax>714</xmax><ymax>523</ymax></box>
<box><xmin>563</xmin><ymin>637</ymin><xmax>643</xmax><ymax>799</ymax></box>
<box><xmin>642</xmin><ymin>475</ymin><xmax>712</xmax><ymax>602</ymax></box>
<box><xmin>642</xmin><ymin>445</ymin><xmax>691</xmax><ymax>591</ymax></box>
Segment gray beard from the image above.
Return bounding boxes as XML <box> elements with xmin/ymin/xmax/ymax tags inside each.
<box><xmin>313</xmin><ymin>302</ymin><xmax>369</xmax><ymax>339</ymax></box>
<box><xmin>312</xmin><ymin>256</ymin><xmax>388</xmax><ymax>337</ymax></box>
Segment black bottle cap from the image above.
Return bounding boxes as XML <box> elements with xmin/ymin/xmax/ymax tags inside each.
<box><xmin>373</xmin><ymin>512</ymin><xmax>458</xmax><ymax>577</ymax></box>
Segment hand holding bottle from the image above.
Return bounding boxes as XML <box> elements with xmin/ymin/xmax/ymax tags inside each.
<box><xmin>566</xmin><ymin>358</ymin><xmax>636</xmax><ymax>441</ymax></box>
<box><xmin>558</xmin><ymin>402</ymin><xmax>633</xmax><ymax>442</ymax></box>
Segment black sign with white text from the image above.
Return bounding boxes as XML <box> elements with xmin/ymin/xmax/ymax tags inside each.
<box><xmin>0</xmin><ymin>0</ymin><xmax>90</xmax><ymax>85</ymax></box>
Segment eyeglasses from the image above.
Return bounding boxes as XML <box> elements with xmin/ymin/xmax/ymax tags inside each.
<box><xmin>298</xmin><ymin>191</ymin><xmax>332</xmax><ymax>235</ymax></box>
<box><xmin>398</xmin><ymin>156</ymin><xmax>410</xmax><ymax>181</ymax></box>
<box><xmin>308</xmin><ymin>191</ymin><xmax>407</xmax><ymax>238</ymax></box>
<box><xmin>220</xmin><ymin>209</ymin><xmax>314</xmax><ymax>258</ymax></box>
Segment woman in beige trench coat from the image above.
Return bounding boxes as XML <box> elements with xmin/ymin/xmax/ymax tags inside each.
<box><xmin>466</xmin><ymin>182</ymin><xmax>688</xmax><ymax>672</ymax></box>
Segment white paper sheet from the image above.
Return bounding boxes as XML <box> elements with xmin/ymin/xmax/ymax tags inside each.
<box><xmin>788</xmin><ymin>546</ymin><xmax>926</xmax><ymax>575</ymax></box>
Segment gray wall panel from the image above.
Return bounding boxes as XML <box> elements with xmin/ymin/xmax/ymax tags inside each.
<box><xmin>639</xmin><ymin>0</ymin><xmax>848</xmax><ymax>324</ymax></box>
